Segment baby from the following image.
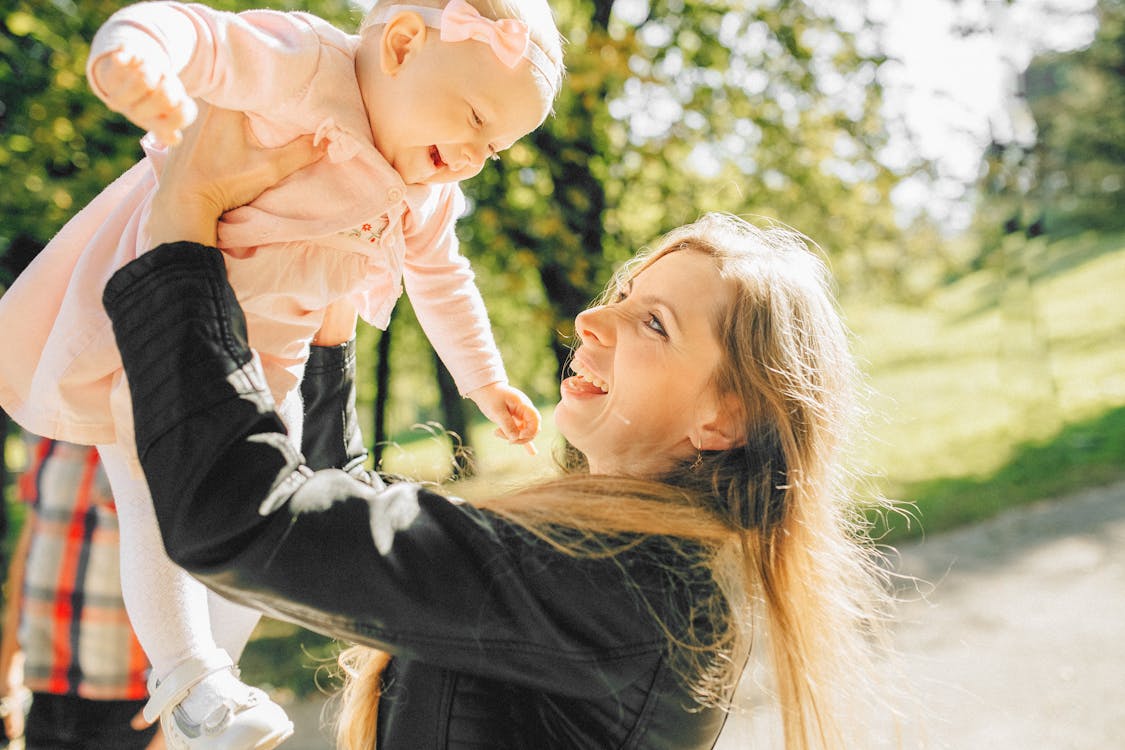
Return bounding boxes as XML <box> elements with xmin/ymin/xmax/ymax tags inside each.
<box><xmin>0</xmin><ymin>1</ymin><xmax>562</xmax><ymax>748</ymax></box>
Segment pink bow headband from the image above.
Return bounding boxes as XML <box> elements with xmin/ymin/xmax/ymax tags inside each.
<box><xmin>367</xmin><ymin>1</ymin><xmax>558</xmax><ymax>94</ymax></box>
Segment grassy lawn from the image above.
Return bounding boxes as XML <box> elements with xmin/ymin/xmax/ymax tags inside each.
<box><xmin>848</xmin><ymin>229</ymin><xmax>1125</xmax><ymax>539</ymax></box>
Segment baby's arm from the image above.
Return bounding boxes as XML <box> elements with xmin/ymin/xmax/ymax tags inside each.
<box><xmin>87</xmin><ymin>2</ymin><xmax>322</xmax><ymax>145</ymax></box>
<box><xmin>87</xmin><ymin>4</ymin><xmax>200</xmax><ymax>146</ymax></box>
<box><xmin>400</xmin><ymin>186</ymin><xmax>541</xmax><ymax>452</ymax></box>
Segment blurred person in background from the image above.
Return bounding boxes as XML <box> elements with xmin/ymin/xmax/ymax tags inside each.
<box><xmin>0</xmin><ymin>436</ymin><xmax>162</xmax><ymax>750</ymax></box>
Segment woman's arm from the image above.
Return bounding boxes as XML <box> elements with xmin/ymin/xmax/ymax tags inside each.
<box><xmin>102</xmin><ymin>245</ymin><xmax>670</xmax><ymax>697</ymax></box>
<box><xmin>299</xmin><ymin>339</ymin><xmax>368</xmax><ymax>475</ymax></box>
<box><xmin>108</xmin><ymin>107</ymin><xmax>673</xmax><ymax>695</ymax></box>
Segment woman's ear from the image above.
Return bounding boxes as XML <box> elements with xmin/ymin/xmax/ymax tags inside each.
<box><xmin>379</xmin><ymin>11</ymin><xmax>429</xmax><ymax>75</ymax></box>
<box><xmin>693</xmin><ymin>394</ymin><xmax>745</xmax><ymax>452</ymax></box>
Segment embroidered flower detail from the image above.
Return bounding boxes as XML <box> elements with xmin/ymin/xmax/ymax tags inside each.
<box><xmin>343</xmin><ymin>214</ymin><xmax>390</xmax><ymax>244</ymax></box>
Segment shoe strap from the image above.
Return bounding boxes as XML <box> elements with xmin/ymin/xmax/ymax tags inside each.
<box><xmin>143</xmin><ymin>648</ymin><xmax>235</xmax><ymax>724</ymax></box>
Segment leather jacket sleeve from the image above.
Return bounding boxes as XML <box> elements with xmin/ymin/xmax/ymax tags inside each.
<box><xmin>101</xmin><ymin>243</ymin><xmax>695</xmax><ymax>699</ymax></box>
<box><xmin>300</xmin><ymin>340</ymin><xmax>370</xmax><ymax>476</ymax></box>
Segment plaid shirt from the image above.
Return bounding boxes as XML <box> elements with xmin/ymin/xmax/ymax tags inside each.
<box><xmin>17</xmin><ymin>439</ymin><xmax>149</xmax><ymax>699</ymax></box>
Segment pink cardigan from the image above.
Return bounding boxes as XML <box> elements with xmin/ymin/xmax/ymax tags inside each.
<box><xmin>0</xmin><ymin>2</ymin><xmax>506</xmax><ymax>447</ymax></box>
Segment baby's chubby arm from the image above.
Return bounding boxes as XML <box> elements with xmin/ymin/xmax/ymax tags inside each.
<box><xmin>466</xmin><ymin>382</ymin><xmax>541</xmax><ymax>455</ymax></box>
<box><xmin>86</xmin><ymin>2</ymin><xmax>323</xmax><ymax>146</ymax></box>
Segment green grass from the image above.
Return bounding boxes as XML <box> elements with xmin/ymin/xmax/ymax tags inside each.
<box><xmin>240</xmin><ymin>619</ymin><xmax>340</xmax><ymax>701</ymax></box>
<box><xmin>849</xmin><ymin>229</ymin><xmax>1125</xmax><ymax>539</ymax></box>
<box><xmin>872</xmin><ymin>405</ymin><xmax>1125</xmax><ymax>541</ymax></box>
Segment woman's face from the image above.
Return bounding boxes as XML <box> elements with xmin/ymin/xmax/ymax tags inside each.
<box><xmin>555</xmin><ymin>249</ymin><xmax>736</xmax><ymax>476</ymax></box>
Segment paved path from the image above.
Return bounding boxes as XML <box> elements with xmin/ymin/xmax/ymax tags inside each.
<box><xmin>285</xmin><ymin>480</ymin><xmax>1125</xmax><ymax>749</ymax></box>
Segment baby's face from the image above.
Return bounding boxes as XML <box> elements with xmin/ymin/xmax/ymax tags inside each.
<box><xmin>357</xmin><ymin>20</ymin><xmax>552</xmax><ymax>185</ymax></box>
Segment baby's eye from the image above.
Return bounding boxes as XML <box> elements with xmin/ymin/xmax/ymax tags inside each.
<box><xmin>471</xmin><ymin>108</ymin><xmax>484</xmax><ymax>127</ymax></box>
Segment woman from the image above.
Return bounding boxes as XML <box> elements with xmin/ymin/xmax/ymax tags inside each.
<box><xmin>102</xmin><ymin>108</ymin><xmax>893</xmax><ymax>748</ymax></box>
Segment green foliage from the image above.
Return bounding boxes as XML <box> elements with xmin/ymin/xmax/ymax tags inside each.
<box><xmin>0</xmin><ymin>0</ymin><xmax>137</xmax><ymax>283</ymax></box>
<box><xmin>240</xmin><ymin>620</ymin><xmax>339</xmax><ymax>700</ymax></box>
<box><xmin>970</xmin><ymin>0</ymin><xmax>1125</xmax><ymax>253</ymax></box>
<box><xmin>1024</xmin><ymin>0</ymin><xmax>1125</xmax><ymax>234</ymax></box>
<box><xmin>462</xmin><ymin>0</ymin><xmax>914</xmax><ymax>387</ymax></box>
<box><xmin>0</xmin><ymin>0</ymin><xmax>924</xmax><ymax>444</ymax></box>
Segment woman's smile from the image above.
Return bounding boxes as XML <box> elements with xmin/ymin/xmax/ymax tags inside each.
<box><xmin>565</xmin><ymin>360</ymin><xmax>609</xmax><ymax>394</ymax></box>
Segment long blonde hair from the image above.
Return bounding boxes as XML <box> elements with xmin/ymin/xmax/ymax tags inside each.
<box><xmin>336</xmin><ymin>213</ymin><xmax>894</xmax><ymax>749</ymax></box>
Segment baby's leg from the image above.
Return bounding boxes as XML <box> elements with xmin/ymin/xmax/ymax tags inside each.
<box><xmin>99</xmin><ymin>443</ymin><xmax>292</xmax><ymax>749</ymax></box>
<box><xmin>208</xmin><ymin>590</ymin><xmax>261</xmax><ymax>661</ymax></box>
<box><xmin>98</xmin><ymin>443</ymin><xmax>213</xmax><ymax>671</ymax></box>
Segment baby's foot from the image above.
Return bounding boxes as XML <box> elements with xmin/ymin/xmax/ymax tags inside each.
<box><xmin>147</xmin><ymin>650</ymin><xmax>293</xmax><ymax>750</ymax></box>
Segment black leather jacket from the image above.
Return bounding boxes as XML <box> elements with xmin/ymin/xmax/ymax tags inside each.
<box><xmin>102</xmin><ymin>243</ymin><xmax>730</xmax><ymax>749</ymax></box>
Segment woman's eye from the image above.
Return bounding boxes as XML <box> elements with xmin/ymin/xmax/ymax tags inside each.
<box><xmin>645</xmin><ymin>314</ymin><xmax>667</xmax><ymax>337</ymax></box>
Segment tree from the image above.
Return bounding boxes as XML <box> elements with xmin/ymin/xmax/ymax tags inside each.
<box><xmin>462</xmin><ymin>0</ymin><xmax>911</xmax><ymax>393</ymax></box>
<box><xmin>1022</xmin><ymin>0</ymin><xmax>1125</xmax><ymax>234</ymax></box>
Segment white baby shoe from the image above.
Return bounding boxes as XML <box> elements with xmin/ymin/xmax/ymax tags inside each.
<box><xmin>145</xmin><ymin>649</ymin><xmax>294</xmax><ymax>750</ymax></box>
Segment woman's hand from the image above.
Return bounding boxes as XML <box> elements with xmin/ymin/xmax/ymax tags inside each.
<box><xmin>147</xmin><ymin>103</ymin><xmax>325</xmax><ymax>247</ymax></box>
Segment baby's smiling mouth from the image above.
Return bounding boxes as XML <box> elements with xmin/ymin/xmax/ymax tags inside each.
<box><xmin>429</xmin><ymin>145</ymin><xmax>445</xmax><ymax>169</ymax></box>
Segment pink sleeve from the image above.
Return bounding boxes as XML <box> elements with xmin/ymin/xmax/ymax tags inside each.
<box><xmin>403</xmin><ymin>186</ymin><xmax>507</xmax><ymax>396</ymax></box>
<box><xmin>87</xmin><ymin>1</ymin><xmax>322</xmax><ymax>114</ymax></box>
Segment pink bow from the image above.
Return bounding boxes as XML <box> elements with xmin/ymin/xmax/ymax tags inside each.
<box><xmin>440</xmin><ymin>0</ymin><xmax>529</xmax><ymax>69</ymax></box>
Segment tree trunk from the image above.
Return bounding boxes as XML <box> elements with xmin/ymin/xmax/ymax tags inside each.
<box><xmin>371</xmin><ymin>310</ymin><xmax>395</xmax><ymax>467</ymax></box>
<box><xmin>0</xmin><ymin>410</ymin><xmax>10</xmax><ymax>580</ymax></box>
<box><xmin>432</xmin><ymin>351</ymin><xmax>475</xmax><ymax>480</ymax></box>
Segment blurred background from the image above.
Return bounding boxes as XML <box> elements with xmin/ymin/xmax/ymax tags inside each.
<box><xmin>1</xmin><ymin>0</ymin><xmax>1122</xmax><ymax>746</ymax></box>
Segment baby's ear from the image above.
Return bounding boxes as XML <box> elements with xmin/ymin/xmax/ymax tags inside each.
<box><xmin>379</xmin><ymin>11</ymin><xmax>429</xmax><ymax>74</ymax></box>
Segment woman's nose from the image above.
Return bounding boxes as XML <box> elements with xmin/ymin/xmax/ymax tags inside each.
<box><xmin>575</xmin><ymin>305</ymin><xmax>614</xmax><ymax>346</ymax></box>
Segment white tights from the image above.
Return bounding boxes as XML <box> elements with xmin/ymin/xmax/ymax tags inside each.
<box><xmin>98</xmin><ymin>442</ymin><xmax>261</xmax><ymax>678</ymax></box>
<box><xmin>98</xmin><ymin>386</ymin><xmax>304</xmax><ymax>683</ymax></box>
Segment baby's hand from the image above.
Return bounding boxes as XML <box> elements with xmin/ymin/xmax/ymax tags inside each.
<box><xmin>90</xmin><ymin>46</ymin><xmax>197</xmax><ymax>147</ymax></box>
<box><xmin>467</xmin><ymin>382</ymin><xmax>541</xmax><ymax>456</ymax></box>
